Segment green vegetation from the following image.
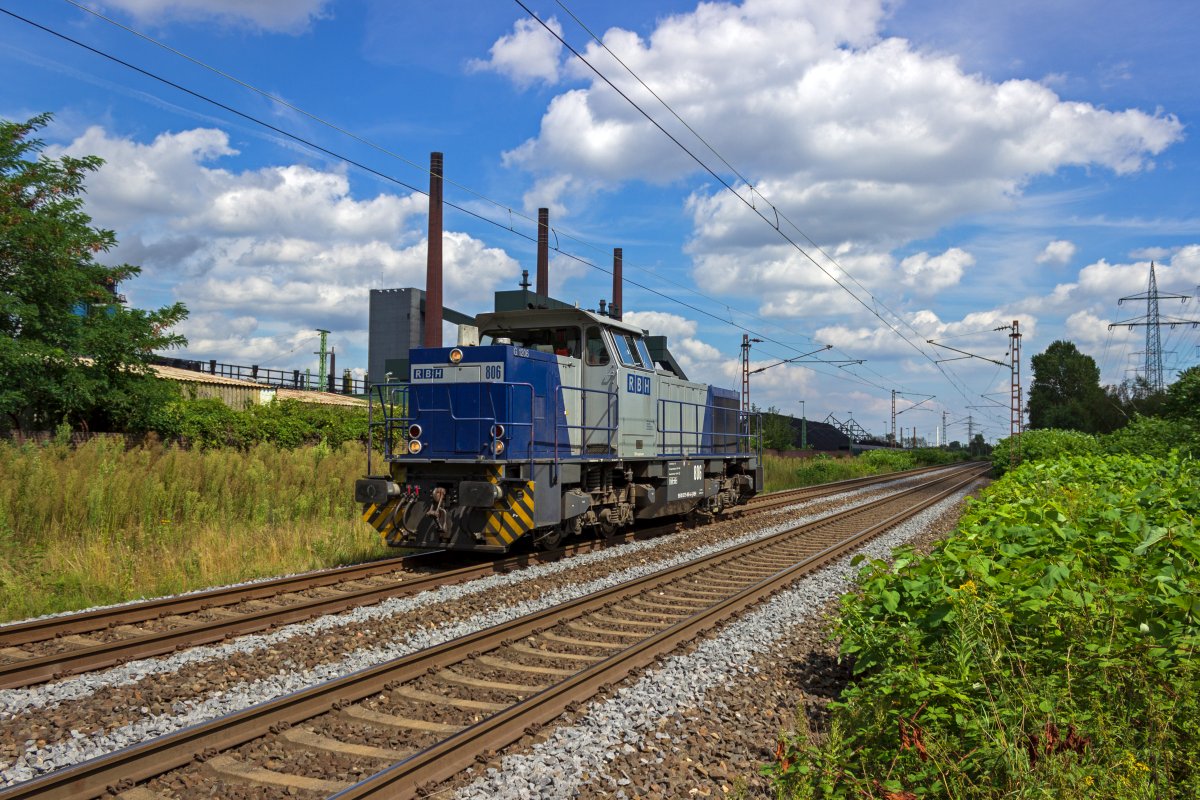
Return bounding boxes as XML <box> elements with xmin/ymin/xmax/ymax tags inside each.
<box><xmin>0</xmin><ymin>436</ymin><xmax>957</xmax><ymax>621</ymax></box>
<box><xmin>767</xmin><ymin>453</ymin><xmax>1200</xmax><ymax>799</ymax></box>
<box><xmin>1027</xmin><ymin>340</ymin><xmax>1108</xmax><ymax>432</ymax></box>
<box><xmin>991</xmin><ymin>427</ymin><xmax>1098</xmax><ymax>474</ymax></box>
<box><xmin>1</xmin><ymin>113</ymin><xmax>187</xmax><ymax>434</ymax></box>
<box><xmin>154</xmin><ymin>397</ymin><xmax>370</xmax><ymax>449</ymax></box>
<box><xmin>0</xmin><ymin>438</ymin><xmax>386</xmax><ymax>621</ymax></box>
<box><xmin>996</xmin><ymin>362</ymin><xmax>1200</xmax><ymax>473</ymax></box>
<box><xmin>763</xmin><ymin>448</ymin><xmax>967</xmax><ymax>493</ymax></box>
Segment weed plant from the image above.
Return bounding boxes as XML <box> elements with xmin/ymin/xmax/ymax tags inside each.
<box><xmin>0</xmin><ymin>438</ymin><xmax>965</xmax><ymax>621</ymax></box>
<box><xmin>763</xmin><ymin>448</ymin><xmax>965</xmax><ymax>493</ymax></box>
<box><xmin>767</xmin><ymin>453</ymin><xmax>1200</xmax><ymax>798</ymax></box>
<box><xmin>990</xmin><ymin>428</ymin><xmax>1098</xmax><ymax>474</ymax></box>
<box><xmin>0</xmin><ymin>438</ymin><xmax>388</xmax><ymax>621</ymax></box>
<box><xmin>153</xmin><ymin>397</ymin><xmax>370</xmax><ymax>449</ymax></box>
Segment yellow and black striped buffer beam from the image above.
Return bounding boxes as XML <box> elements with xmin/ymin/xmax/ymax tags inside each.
<box><xmin>482</xmin><ymin>466</ymin><xmax>535</xmax><ymax>548</ymax></box>
<box><xmin>362</xmin><ymin>499</ymin><xmax>406</xmax><ymax>546</ymax></box>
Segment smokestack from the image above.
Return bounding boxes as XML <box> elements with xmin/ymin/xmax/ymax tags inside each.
<box><xmin>612</xmin><ymin>247</ymin><xmax>623</xmax><ymax>320</ymax></box>
<box><xmin>536</xmin><ymin>207</ymin><xmax>549</xmax><ymax>298</ymax></box>
<box><xmin>424</xmin><ymin>152</ymin><xmax>444</xmax><ymax>348</ymax></box>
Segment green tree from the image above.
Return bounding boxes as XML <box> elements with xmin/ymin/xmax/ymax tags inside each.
<box><xmin>754</xmin><ymin>405</ymin><xmax>796</xmax><ymax>451</ymax></box>
<box><xmin>1026</xmin><ymin>340</ymin><xmax>1106</xmax><ymax>433</ymax></box>
<box><xmin>0</xmin><ymin>114</ymin><xmax>187</xmax><ymax>432</ymax></box>
<box><xmin>1164</xmin><ymin>365</ymin><xmax>1200</xmax><ymax>422</ymax></box>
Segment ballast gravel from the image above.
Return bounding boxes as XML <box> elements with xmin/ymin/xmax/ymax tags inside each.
<box><xmin>446</xmin><ymin>488</ymin><xmax>979</xmax><ymax>800</ymax></box>
<box><xmin>0</xmin><ymin>469</ymin><xmax>961</xmax><ymax>787</ymax></box>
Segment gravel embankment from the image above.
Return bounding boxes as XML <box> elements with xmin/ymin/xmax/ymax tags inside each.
<box><xmin>0</xmin><ymin>469</ymin><xmax>962</xmax><ymax>787</ymax></box>
<box><xmin>445</xmin><ymin>487</ymin><xmax>981</xmax><ymax>799</ymax></box>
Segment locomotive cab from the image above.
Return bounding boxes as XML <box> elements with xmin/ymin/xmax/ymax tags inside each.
<box><xmin>357</xmin><ymin>307</ymin><xmax>761</xmax><ymax>553</ymax></box>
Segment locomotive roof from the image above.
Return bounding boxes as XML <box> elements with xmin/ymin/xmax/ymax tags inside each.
<box><xmin>474</xmin><ymin>307</ymin><xmax>649</xmax><ymax>337</ymax></box>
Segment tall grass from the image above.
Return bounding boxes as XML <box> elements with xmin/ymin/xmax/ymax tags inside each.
<box><xmin>0</xmin><ymin>440</ymin><xmax>964</xmax><ymax>621</ymax></box>
<box><xmin>763</xmin><ymin>448</ymin><xmax>961</xmax><ymax>493</ymax></box>
<box><xmin>0</xmin><ymin>439</ymin><xmax>388</xmax><ymax>621</ymax></box>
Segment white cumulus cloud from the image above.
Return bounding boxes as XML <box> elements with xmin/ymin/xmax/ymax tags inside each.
<box><xmin>1036</xmin><ymin>239</ymin><xmax>1077</xmax><ymax>265</ymax></box>
<box><xmin>899</xmin><ymin>248</ymin><xmax>974</xmax><ymax>294</ymax></box>
<box><xmin>469</xmin><ymin>16</ymin><xmax>565</xmax><ymax>88</ymax></box>
<box><xmin>53</xmin><ymin>125</ymin><xmax>519</xmax><ymax>366</ymax></box>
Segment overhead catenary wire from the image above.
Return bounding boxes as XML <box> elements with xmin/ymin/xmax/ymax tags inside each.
<box><xmin>2</xmin><ymin>4</ymin><xmax>878</xmax><ymax>389</ymax></box>
<box><xmin>57</xmin><ymin>0</ymin><xmax>846</xmax><ymax>366</ymax></box>
<box><xmin>538</xmin><ymin>0</ymin><xmax>986</xmax><ymax>410</ymax></box>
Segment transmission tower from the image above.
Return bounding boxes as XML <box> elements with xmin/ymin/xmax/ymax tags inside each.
<box><xmin>1108</xmin><ymin>262</ymin><xmax>1199</xmax><ymax>393</ymax></box>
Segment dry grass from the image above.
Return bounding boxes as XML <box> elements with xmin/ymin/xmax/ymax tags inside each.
<box><xmin>0</xmin><ymin>440</ymin><xmax>936</xmax><ymax>622</ymax></box>
<box><xmin>0</xmin><ymin>438</ymin><xmax>388</xmax><ymax>621</ymax></box>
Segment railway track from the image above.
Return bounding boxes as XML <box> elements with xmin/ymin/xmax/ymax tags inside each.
<box><xmin>0</xmin><ymin>462</ymin><xmax>967</xmax><ymax>689</ymax></box>
<box><xmin>0</xmin><ymin>462</ymin><xmax>988</xmax><ymax>800</ymax></box>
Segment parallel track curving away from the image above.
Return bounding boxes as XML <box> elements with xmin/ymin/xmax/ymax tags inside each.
<box><xmin>0</xmin><ymin>462</ymin><xmax>988</xmax><ymax>800</ymax></box>
<box><xmin>0</xmin><ymin>463</ymin><xmax>961</xmax><ymax>689</ymax></box>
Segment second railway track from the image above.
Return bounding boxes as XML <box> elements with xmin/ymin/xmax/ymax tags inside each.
<box><xmin>0</xmin><ymin>463</ymin><xmax>961</xmax><ymax>690</ymax></box>
<box><xmin>0</xmin><ymin>462</ymin><xmax>988</xmax><ymax>800</ymax></box>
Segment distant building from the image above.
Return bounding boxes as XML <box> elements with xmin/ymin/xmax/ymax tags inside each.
<box><xmin>368</xmin><ymin>288</ymin><xmax>472</xmax><ymax>386</ymax></box>
<box><xmin>151</xmin><ymin>363</ymin><xmax>364</xmax><ymax>410</ymax></box>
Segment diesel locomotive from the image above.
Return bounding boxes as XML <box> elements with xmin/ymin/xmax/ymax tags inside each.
<box><xmin>355</xmin><ymin>306</ymin><xmax>762</xmax><ymax>553</ymax></box>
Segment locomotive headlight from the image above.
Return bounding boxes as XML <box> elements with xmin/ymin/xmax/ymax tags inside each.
<box><xmin>408</xmin><ymin>423</ymin><xmax>423</xmax><ymax>439</ymax></box>
<box><xmin>448</xmin><ymin>348</ymin><xmax>464</xmax><ymax>364</ymax></box>
<box><xmin>493</xmin><ymin>440</ymin><xmax>505</xmax><ymax>455</ymax></box>
<box><xmin>408</xmin><ymin>439</ymin><xmax>423</xmax><ymax>455</ymax></box>
<box><xmin>490</xmin><ymin>424</ymin><xmax>505</xmax><ymax>439</ymax></box>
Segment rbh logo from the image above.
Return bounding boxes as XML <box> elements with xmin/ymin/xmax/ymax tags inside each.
<box><xmin>627</xmin><ymin>373</ymin><xmax>652</xmax><ymax>395</ymax></box>
<box><xmin>412</xmin><ymin>367</ymin><xmax>444</xmax><ymax>380</ymax></box>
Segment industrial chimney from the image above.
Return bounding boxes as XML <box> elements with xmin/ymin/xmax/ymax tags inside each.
<box><xmin>612</xmin><ymin>247</ymin><xmax>623</xmax><ymax>320</ymax></box>
<box><xmin>423</xmin><ymin>152</ymin><xmax>444</xmax><ymax>348</ymax></box>
<box><xmin>536</xmin><ymin>207</ymin><xmax>549</xmax><ymax>300</ymax></box>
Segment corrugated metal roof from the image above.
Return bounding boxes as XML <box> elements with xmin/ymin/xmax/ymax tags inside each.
<box><xmin>151</xmin><ymin>363</ymin><xmax>263</xmax><ymax>388</ymax></box>
<box><xmin>275</xmin><ymin>388</ymin><xmax>367</xmax><ymax>407</ymax></box>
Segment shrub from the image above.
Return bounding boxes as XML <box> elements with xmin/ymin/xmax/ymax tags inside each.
<box><xmin>991</xmin><ymin>427</ymin><xmax>1097</xmax><ymax>474</ymax></box>
<box><xmin>153</xmin><ymin>397</ymin><xmax>369</xmax><ymax>449</ymax></box>
<box><xmin>1100</xmin><ymin>415</ymin><xmax>1198</xmax><ymax>460</ymax></box>
<box><xmin>768</xmin><ymin>453</ymin><xmax>1200</xmax><ymax>799</ymax></box>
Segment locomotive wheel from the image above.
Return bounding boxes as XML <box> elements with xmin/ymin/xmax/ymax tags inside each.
<box><xmin>535</xmin><ymin>525</ymin><xmax>565</xmax><ymax>549</ymax></box>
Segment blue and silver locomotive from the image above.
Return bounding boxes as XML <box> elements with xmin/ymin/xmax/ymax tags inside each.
<box><xmin>355</xmin><ymin>306</ymin><xmax>761</xmax><ymax>552</ymax></box>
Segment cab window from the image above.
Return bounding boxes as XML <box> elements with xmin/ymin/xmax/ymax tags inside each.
<box><xmin>584</xmin><ymin>326</ymin><xmax>610</xmax><ymax>365</ymax></box>
<box><xmin>613</xmin><ymin>332</ymin><xmax>646</xmax><ymax>368</ymax></box>
<box><xmin>634</xmin><ymin>337</ymin><xmax>654</xmax><ymax>370</ymax></box>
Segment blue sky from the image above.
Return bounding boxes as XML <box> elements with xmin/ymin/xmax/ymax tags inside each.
<box><xmin>3</xmin><ymin>0</ymin><xmax>1199</xmax><ymax>443</ymax></box>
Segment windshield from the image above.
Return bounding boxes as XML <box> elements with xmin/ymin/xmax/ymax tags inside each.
<box><xmin>480</xmin><ymin>327</ymin><xmax>580</xmax><ymax>357</ymax></box>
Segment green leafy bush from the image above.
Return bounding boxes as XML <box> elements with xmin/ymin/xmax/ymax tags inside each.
<box><xmin>769</xmin><ymin>453</ymin><xmax>1200</xmax><ymax>798</ymax></box>
<box><xmin>1100</xmin><ymin>414</ymin><xmax>1197</xmax><ymax>459</ymax></box>
<box><xmin>991</xmin><ymin>427</ymin><xmax>1097</xmax><ymax>473</ymax></box>
<box><xmin>153</xmin><ymin>397</ymin><xmax>369</xmax><ymax>449</ymax></box>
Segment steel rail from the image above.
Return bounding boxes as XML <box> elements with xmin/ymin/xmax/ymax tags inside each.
<box><xmin>0</xmin><ymin>464</ymin><xmax>971</xmax><ymax>688</ymax></box>
<box><xmin>0</xmin><ymin>536</ymin><xmax>651</xmax><ymax>688</ymax></box>
<box><xmin>337</xmin><ymin>464</ymin><xmax>988</xmax><ymax>798</ymax></box>
<box><xmin>739</xmin><ymin>462</ymin><xmax>954</xmax><ymax>513</ymax></box>
<box><xmin>0</xmin><ymin>463</ymin><xmax>986</xmax><ymax>800</ymax></box>
<box><xmin>0</xmin><ymin>462</ymin><xmax>946</xmax><ymax>648</ymax></box>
